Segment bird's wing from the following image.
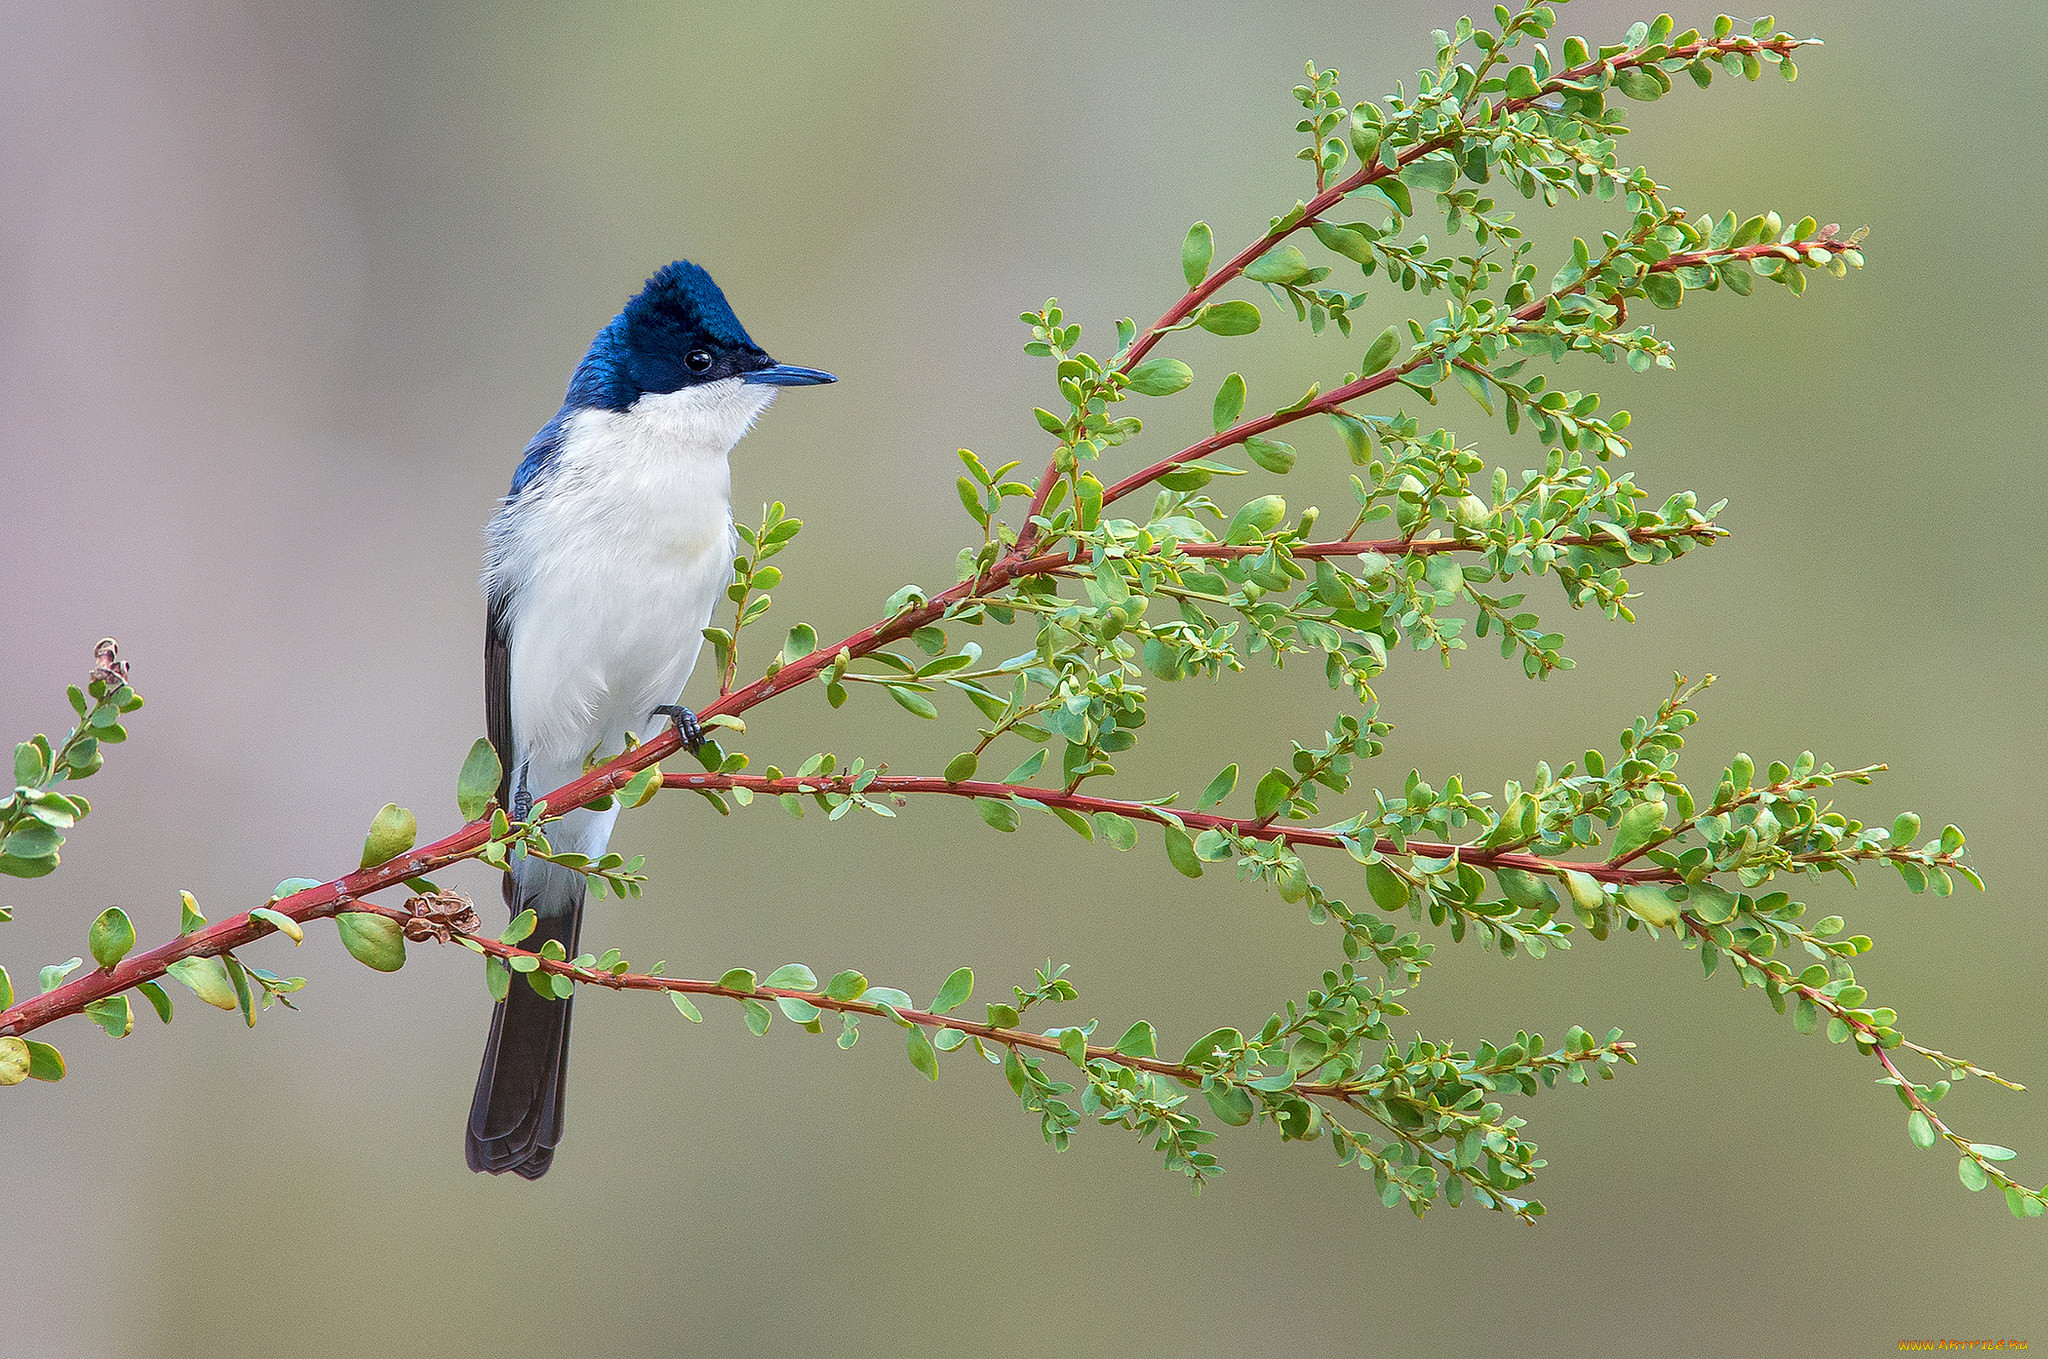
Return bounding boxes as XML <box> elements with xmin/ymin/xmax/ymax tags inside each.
<box><xmin>487</xmin><ymin>408</ymin><xmax>575</xmax><ymax>814</ymax></box>
<box><xmin>485</xmin><ymin>586</ymin><xmax>514</xmax><ymax>813</ymax></box>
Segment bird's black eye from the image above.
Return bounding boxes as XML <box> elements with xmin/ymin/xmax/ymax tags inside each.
<box><xmin>684</xmin><ymin>348</ymin><xmax>713</xmax><ymax>374</ymax></box>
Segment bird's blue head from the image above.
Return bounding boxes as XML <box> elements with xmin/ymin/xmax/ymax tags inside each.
<box><xmin>565</xmin><ymin>261</ymin><xmax>834</xmax><ymax>413</ymax></box>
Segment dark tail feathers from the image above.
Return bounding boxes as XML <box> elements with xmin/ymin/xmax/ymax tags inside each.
<box><xmin>466</xmin><ymin>883</ymin><xmax>580</xmax><ymax>1179</ymax></box>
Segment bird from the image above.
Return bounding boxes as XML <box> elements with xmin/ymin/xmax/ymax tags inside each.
<box><xmin>469</xmin><ymin>260</ymin><xmax>834</xmax><ymax>1178</ymax></box>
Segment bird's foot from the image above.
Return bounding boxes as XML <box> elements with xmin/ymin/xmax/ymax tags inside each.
<box><xmin>652</xmin><ymin>704</ymin><xmax>705</xmax><ymax>753</ymax></box>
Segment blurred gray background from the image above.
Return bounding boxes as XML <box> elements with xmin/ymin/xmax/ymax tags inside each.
<box><xmin>4</xmin><ymin>1</ymin><xmax>2044</xmax><ymax>1354</ymax></box>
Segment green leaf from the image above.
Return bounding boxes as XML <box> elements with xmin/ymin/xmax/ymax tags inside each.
<box><xmin>1609</xmin><ymin>800</ymin><xmax>1667</xmax><ymax>860</ymax></box>
<box><xmin>1126</xmin><ymin>358</ymin><xmax>1193</xmax><ymax>397</ymax></box>
<box><xmin>1205</xmin><ymin>1085</ymin><xmax>1255</xmax><ymax>1126</ymax></box>
<box><xmin>1244</xmin><ymin>437</ymin><xmax>1295</xmax><ymax>474</ymax></box>
<box><xmin>2</xmin><ymin>823</ymin><xmax>61</xmax><ymax>860</ymax></box>
<box><xmin>0</xmin><ymin>850</ymin><xmax>59</xmax><ymax>879</ymax></box>
<box><xmin>906</xmin><ymin>1024</ymin><xmax>939</xmax><ymax>1080</ymax></box>
<box><xmin>1643</xmin><ymin>272</ymin><xmax>1683</xmax><ymax>310</ymax></box>
<box><xmin>1076</xmin><ymin>473</ymin><xmax>1103</xmax><ymax>529</ymax></box>
<box><xmin>1195</xmin><ymin>764</ymin><xmax>1238</xmax><ymax>811</ymax></box>
<box><xmin>1495</xmin><ymin>868</ymin><xmax>1557</xmax><ymax>913</ymax></box>
<box><xmin>824</xmin><ymin>970</ymin><xmax>868</xmax><ymax>1001</ymax></box>
<box><xmin>1093</xmin><ymin>811</ymin><xmax>1137</xmax><ymax>850</ymax></box>
<box><xmin>1451</xmin><ymin>364</ymin><xmax>1492</xmax><ymax>415</ymax></box>
<box><xmin>1907</xmin><ymin>1110</ymin><xmax>1936</xmax><ymax>1148</ymax></box>
<box><xmin>180</xmin><ymin>891</ymin><xmax>206</xmax><ymax>935</ymax></box>
<box><xmin>1198</xmin><ymin>301</ymin><xmax>1262</xmax><ymax>336</ymax></box>
<box><xmin>88</xmin><ymin>906</ymin><xmax>135</xmax><ymax>970</ymax></box>
<box><xmin>1969</xmin><ymin>1143</ymin><xmax>2019</xmax><ymax>1161</ymax></box>
<box><xmin>1688</xmin><ymin>881</ymin><xmax>1738</xmax><ymax>924</ymax></box>
<box><xmin>1049</xmin><ymin>806</ymin><xmax>1093</xmax><ymax>840</ymax></box>
<box><xmin>1366</xmin><ymin>861</ymin><xmax>1410</xmax><ymax>912</ymax></box>
<box><xmin>1003</xmin><ymin>749</ymin><xmax>1047</xmax><ymax>783</ymax></box>
<box><xmin>1212</xmin><ymin>373</ymin><xmax>1246</xmax><ymax>433</ymax></box>
<box><xmin>335</xmin><ymin>913</ymin><xmax>407</xmax><ymax>972</ymax></box>
<box><xmin>782</xmin><ymin>623</ymin><xmax>818</xmax><ymax>666</ymax></box>
<box><xmin>865</xmin><ymin>987</ymin><xmax>914</xmax><ymax>1015</ymax></box>
<box><xmin>0</xmin><ymin>1037</ymin><xmax>28</xmax><ymax>1085</ymax></box>
<box><xmin>137</xmin><ymin>980</ymin><xmax>173</xmax><ymax>1023</ymax></box>
<box><xmin>1163</xmin><ymin>825</ymin><xmax>1202</xmax><ymax>878</ymax></box>
<box><xmin>24</xmin><ymin>1039</ymin><xmax>64</xmax><ymax>1081</ymax></box>
<box><xmin>1373</xmin><ymin>177</ymin><xmax>1412</xmax><ymax>216</ymax></box>
<box><xmin>501</xmin><ymin>910</ymin><xmax>537</xmax><ymax>945</ymax></box>
<box><xmin>670</xmin><ymin>992</ymin><xmax>702</xmax><ymax>1021</ymax></box>
<box><xmin>1311</xmin><ymin>221</ymin><xmax>1377</xmax><ymax>265</ymax></box>
<box><xmin>620</xmin><ymin>765</ymin><xmax>663</xmax><ymax>809</ymax></box>
<box><xmin>943</xmin><ymin>751</ymin><xmax>978</xmax><ymax>783</ymax></box>
<box><xmin>1360</xmin><ymin>326</ymin><xmax>1400</xmax><ymax>375</ymax></box>
<box><xmin>1419</xmin><ymin>549</ymin><xmax>1466</xmax><ymax>606</ymax></box>
<box><xmin>457</xmin><ymin>738</ymin><xmax>502</xmax><ymax>821</ymax></box>
<box><xmin>40</xmin><ymin>957</ymin><xmax>84</xmax><ymax>993</ymax></box>
<box><xmin>359</xmin><ymin>803</ymin><xmax>418</xmax><ymax>869</ymax></box>
<box><xmin>1614</xmin><ymin>66</ymin><xmax>1665</xmax><ymax>101</ymax></box>
<box><xmin>742</xmin><ymin>998</ymin><xmax>773</xmax><ymax>1035</ymax></box>
<box><xmin>1400</xmin><ymin>155</ymin><xmax>1457</xmax><ymax>193</ymax></box>
<box><xmin>1243</xmin><ymin>245</ymin><xmax>1310</xmax><ymax>284</ymax></box>
<box><xmin>249</xmin><ymin>907</ymin><xmax>303</xmax><ymax>943</ymax></box>
<box><xmin>1616</xmin><ymin>883</ymin><xmax>1681</xmax><ymax>929</ymax></box>
<box><xmin>1504</xmin><ymin>64</ymin><xmax>1541</xmax><ymax>99</ymax></box>
<box><xmin>762</xmin><ymin>963</ymin><xmax>817</xmax><ymax>991</ymax></box>
<box><xmin>1560</xmin><ymin>871</ymin><xmax>1604</xmax><ymax>913</ymax></box>
<box><xmin>486</xmin><ymin>956</ymin><xmax>510</xmax><ymax>1001</ymax></box>
<box><xmin>1253</xmin><ymin>768</ymin><xmax>1292</xmax><ymax>819</ymax></box>
<box><xmin>776</xmin><ymin>995</ymin><xmax>821</xmax><ymax>1025</ymax></box>
<box><xmin>1114</xmin><ymin>1021</ymin><xmax>1157</xmax><ymax>1058</ymax></box>
<box><xmin>1223</xmin><ymin>495</ymin><xmax>1286</xmax><ymax>545</ymax></box>
<box><xmin>1182</xmin><ymin>1027</ymin><xmax>1243</xmax><ymax>1066</ymax></box>
<box><xmin>719</xmin><ymin>967</ymin><xmax>758</xmax><ymax>993</ymax></box>
<box><xmin>985</xmin><ymin>1002</ymin><xmax>1021</xmax><ymax>1029</ymax></box>
<box><xmin>1959</xmin><ymin>1157</ymin><xmax>1989</xmax><ymax>1192</ymax></box>
<box><xmin>977</xmin><ymin>798</ymin><xmax>1020</xmax><ymax>833</ymax></box>
<box><xmin>166</xmin><ymin>956</ymin><xmax>239</xmax><ymax>1009</ymax></box>
<box><xmin>85</xmin><ymin>994</ymin><xmax>133</xmax><ymax>1038</ymax></box>
<box><xmin>933</xmin><ymin>967</ymin><xmax>974</xmax><ymax>1013</ymax></box>
<box><xmin>1182</xmin><ymin>221</ymin><xmax>1213</xmax><ymax>288</ymax></box>
<box><xmin>0</xmin><ymin>963</ymin><xmax>10</xmax><ymax>1009</ymax></box>
<box><xmin>887</xmin><ymin>685</ymin><xmax>939</xmax><ymax>719</ymax></box>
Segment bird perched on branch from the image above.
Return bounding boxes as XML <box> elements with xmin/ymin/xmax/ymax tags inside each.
<box><xmin>470</xmin><ymin>262</ymin><xmax>834</xmax><ymax>1177</ymax></box>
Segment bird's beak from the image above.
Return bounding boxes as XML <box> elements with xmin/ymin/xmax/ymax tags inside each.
<box><xmin>742</xmin><ymin>363</ymin><xmax>837</xmax><ymax>387</ymax></box>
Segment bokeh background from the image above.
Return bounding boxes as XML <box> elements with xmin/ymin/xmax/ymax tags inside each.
<box><xmin>4</xmin><ymin>1</ymin><xmax>2043</xmax><ymax>1354</ymax></box>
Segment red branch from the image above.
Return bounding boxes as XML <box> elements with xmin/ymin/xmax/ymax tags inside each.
<box><xmin>340</xmin><ymin>896</ymin><xmax>1634</xmax><ymax>1104</ymax></box>
<box><xmin>661</xmin><ymin>771</ymin><xmax>1679</xmax><ymax>886</ymax></box>
<box><xmin>1101</xmin><ymin>233</ymin><xmax>1857</xmax><ymax>509</ymax></box>
<box><xmin>1182</xmin><ymin>525</ymin><xmax>1721</xmax><ymax>558</ymax></box>
<box><xmin>987</xmin><ymin>524</ymin><xmax>1720</xmax><ymax>588</ymax></box>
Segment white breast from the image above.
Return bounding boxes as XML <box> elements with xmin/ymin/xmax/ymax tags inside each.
<box><xmin>485</xmin><ymin>380</ymin><xmax>774</xmax><ymax>794</ymax></box>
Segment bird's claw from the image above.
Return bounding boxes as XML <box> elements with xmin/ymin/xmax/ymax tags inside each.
<box><xmin>652</xmin><ymin>704</ymin><xmax>705</xmax><ymax>753</ymax></box>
